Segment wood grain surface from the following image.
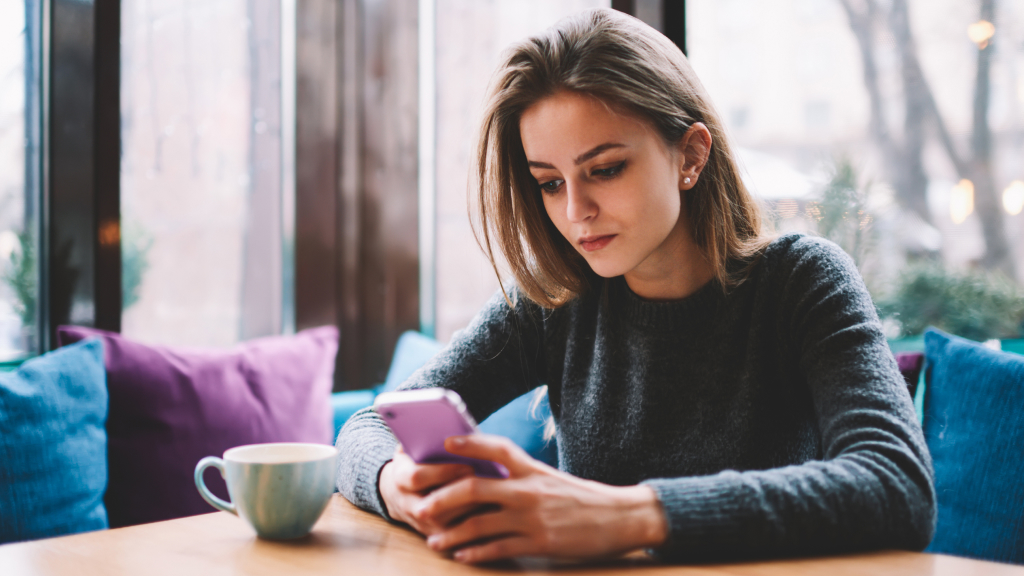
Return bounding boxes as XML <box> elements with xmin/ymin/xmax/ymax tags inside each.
<box><xmin>2</xmin><ymin>495</ymin><xmax>1022</xmax><ymax>576</ymax></box>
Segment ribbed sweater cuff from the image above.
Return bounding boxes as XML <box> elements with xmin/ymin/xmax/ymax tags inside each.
<box><xmin>335</xmin><ymin>419</ymin><xmax>398</xmax><ymax>519</ymax></box>
<box><xmin>642</xmin><ymin>473</ymin><xmax>751</xmax><ymax>560</ymax></box>
<box><xmin>348</xmin><ymin>440</ymin><xmax>395</xmax><ymax>516</ymax></box>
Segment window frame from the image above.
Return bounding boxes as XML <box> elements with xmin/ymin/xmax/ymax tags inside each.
<box><xmin>36</xmin><ymin>0</ymin><xmax>687</xmax><ymax>389</ymax></box>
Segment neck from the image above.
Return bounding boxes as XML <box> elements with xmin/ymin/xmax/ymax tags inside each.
<box><xmin>624</xmin><ymin>220</ymin><xmax>713</xmax><ymax>301</ymax></box>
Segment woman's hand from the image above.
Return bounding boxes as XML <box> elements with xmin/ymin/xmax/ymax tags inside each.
<box><xmin>416</xmin><ymin>434</ymin><xmax>669</xmax><ymax>564</ymax></box>
<box><xmin>378</xmin><ymin>446</ymin><xmax>476</xmax><ymax>536</ymax></box>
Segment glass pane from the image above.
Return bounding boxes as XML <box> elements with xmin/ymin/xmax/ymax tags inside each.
<box><xmin>121</xmin><ymin>0</ymin><xmax>285</xmax><ymax>347</ymax></box>
<box><xmin>0</xmin><ymin>1</ymin><xmax>41</xmax><ymax>360</ymax></box>
<box><xmin>433</xmin><ymin>0</ymin><xmax>609</xmax><ymax>342</ymax></box>
<box><xmin>688</xmin><ymin>0</ymin><xmax>1024</xmax><ymax>341</ymax></box>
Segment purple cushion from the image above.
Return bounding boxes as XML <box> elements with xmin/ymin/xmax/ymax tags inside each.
<box><xmin>57</xmin><ymin>326</ymin><xmax>337</xmax><ymax>528</ymax></box>
<box><xmin>895</xmin><ymin>352</ymin><xmax>924</xmax><ymax>397</ymax></box>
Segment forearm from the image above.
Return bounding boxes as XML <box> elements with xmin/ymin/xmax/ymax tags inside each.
<box><xmin>643</xmin><ymin>452</ymin><xmax>934</xmax><ymax>562</ymax></box>
<box><xmin>334</xmin><ymin>407</ymin><xmax>398</xmax><ymax>516</ymax></box>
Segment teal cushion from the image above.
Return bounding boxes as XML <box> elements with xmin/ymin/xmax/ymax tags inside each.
<box><xmin>331</xmin><ymin>332</ymin><xmax>446</xmax><ymax>438</ymax></box>
<box><xmin>924</xmin><ymin>328</ymin><xmax>1024</xmax><ymax>564</ymax></box>
<box><xmin>0</xmin><ymin>339</ymin><xmax>108</xmax><ymax>543</ymax></box>
<box><xmin>331</xmin><ymin>389</ymin><xmax>376</xmax><ymax>439</ymax></box>
<box><xmin>1002</xmin><ymin>339</ymin><xmax>1024</xmax><ymax>356</ymax></box>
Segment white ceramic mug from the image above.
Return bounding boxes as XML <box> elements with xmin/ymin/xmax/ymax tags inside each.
<box><xmin>194</xmin><ymin>443</ymin><xmax>337</xmax><ymax>540</ymax></box>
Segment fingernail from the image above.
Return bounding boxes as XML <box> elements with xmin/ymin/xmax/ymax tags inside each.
<box><xmin>450</xmin><ymin>436</ymin><xmax>466</xmax><ymax>447</ymax></box>
<box><xmin>427</xmin><ymin>535</ymin><xmax>440</xmax><ymax>549</ymax></box>
<box><xmin>454</xmin><ymin>550</ymin><xmax>468</xmax><ymax>562</ymax></box>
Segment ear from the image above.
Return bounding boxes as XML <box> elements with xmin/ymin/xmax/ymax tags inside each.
<box><xmin>677</xmin><ymin>122</ymin><xmax>712</xmax><ymax>191</ymax></box>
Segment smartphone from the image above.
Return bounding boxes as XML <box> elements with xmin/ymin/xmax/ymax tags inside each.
<box><xmin>373</xmin><ymin>388</ymin><xmax>510</xmax><ymax>479</ymax></box>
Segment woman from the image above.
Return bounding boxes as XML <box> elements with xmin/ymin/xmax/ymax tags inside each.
<box><xmin>336</xmin><ymin>8</ymin><xmax>935</xmax><ymax>564</ymax></box>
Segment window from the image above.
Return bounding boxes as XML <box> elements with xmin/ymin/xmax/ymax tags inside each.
<box><xmin>688</xmin><ymin>0</ymin><xmax>1024</xmax><ymax>341</ymax></box>
<box><xmin>120</xmin><ymin>0</ymin><xmax>293</xmax><ymax>346</ymax></box>
<box><xmin>0</xmin><ymin>1</ymin><xmax>41</xmax><ymax>360</ymax></box>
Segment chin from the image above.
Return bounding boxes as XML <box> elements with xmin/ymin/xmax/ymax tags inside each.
<box><xmin>582</xmin><ymin>256</ymin><xmax>632</xmax><ymax>279</ymax></box>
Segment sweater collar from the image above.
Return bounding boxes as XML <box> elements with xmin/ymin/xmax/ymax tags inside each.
<box><xmin>613</xmin><ymin>275</ymin><xmax>723</xmax><ymax>331</ymax></box>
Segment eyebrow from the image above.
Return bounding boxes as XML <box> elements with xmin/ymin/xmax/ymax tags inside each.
<box><xmin>527</xmin><ymin>142</ymin><xmax>626</xmax><ymax>169</ymax></box>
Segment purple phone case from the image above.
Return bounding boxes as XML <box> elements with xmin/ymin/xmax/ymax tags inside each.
<box><xmin>374</xmin><ymin>389</ymin><xmax>510</xmax><ymax>479</ymax></box>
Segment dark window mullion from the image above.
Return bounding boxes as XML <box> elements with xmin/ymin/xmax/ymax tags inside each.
<box><xmin>94</xmin><ymin>0</ymin><xmax>121</xmax><ymax>333</ymax></box>
<box><xmin>47</xmin><ymin>0</ymin><xmax>122</xmax><ymax>348</ymax></box>
<box><xmin>664</xmin><ymin>0</ymin><xmax>686</xmax><ymax>55</ymax></box>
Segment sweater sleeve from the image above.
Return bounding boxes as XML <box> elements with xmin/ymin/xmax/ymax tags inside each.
<box><xmin>335</xmin><ymin>288</ymin><xmax>548</xmax><ymax>517</ymax></box>
<box><xmin>642</xmin><ymin>237</ymin><xmax>936</xmax><ymax>561</ymax></box>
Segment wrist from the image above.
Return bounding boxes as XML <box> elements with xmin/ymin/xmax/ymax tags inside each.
<box><xmin>377</xmin><ymin>460</ymin><xmax>401</xmax><ymax>521</ymax></box>
<box><xmin>617</xmin><ymin>484</ymin><xmax>668</xmax><ymax>549</ymax></box>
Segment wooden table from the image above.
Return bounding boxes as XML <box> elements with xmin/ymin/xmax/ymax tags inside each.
<box><xmin>2</xmin><ymin>495</ymin><xmax>1022</xmax><ymax>575</ymax></box>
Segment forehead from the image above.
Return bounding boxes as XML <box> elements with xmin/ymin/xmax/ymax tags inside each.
<box><xmin>519</xmin><ymin>91</ymin><xmax>655</xmax><ymax>159</ymax></box>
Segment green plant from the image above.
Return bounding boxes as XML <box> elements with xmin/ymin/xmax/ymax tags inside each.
<box><xmin>3</xmin><ymin>230</ymin><xmax>36</xmax><ymax>329</ymax></box>
<box><xmin>121</xmin><ymin>221</ymin><xmax>152</xmax><ymax>311</ymax></box>
<box><xmin>876</xmin><ymin>261</ymin><xmax>1024</xmax><ymax>340</ymax></box>
<box><xmin>807</xmin><ymin>158</ymin><xmax>875</xmax><ymax>270</ymax></box>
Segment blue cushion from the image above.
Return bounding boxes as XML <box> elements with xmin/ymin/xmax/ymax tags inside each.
<box><xmin>480</xmin><ymin>390</ymin><xmax>557</xmax><ymax>466</ymax></box>
<box><xmin>331</xmin><ymin>331</ymin><xmax>556</xmax><ymax>466</ymax></box>
<box><xmin>380</xmin><ymin>331</ymin><xmax>445</xmax><ymax>393</ymax></box>
<box><xmin>923</xmin><ymin>328</ymin><xmax>1024</xmax><ymax>564</ymax></box>
<box><xmin>0</xmin><ymin>339</ymin><xmax>108</xmax><ymax>543</ymax></box>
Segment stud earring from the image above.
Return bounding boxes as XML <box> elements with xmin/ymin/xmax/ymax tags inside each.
<box><xmin>684</xmin><ymin>177</ymin><xmax>691</xmax><ymax>185</ymax></box>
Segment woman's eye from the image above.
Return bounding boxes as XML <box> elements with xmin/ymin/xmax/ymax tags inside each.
<box><xmin>538</xmin><ymin>179</ymin><xmax>564</xmax><ymax>193</ymax></box>
<box><xmin>592</xmin><ymin>162</ymin><xmax>625</xmax><ymax>179</ymax></box>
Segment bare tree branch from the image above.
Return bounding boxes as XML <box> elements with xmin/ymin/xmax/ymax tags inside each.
<box><xmin>838</xmin><ymin>0</ymin><xmax>897</xmax><ymax>158</ymax></box>
<box><xmin>841</xmin><ymin>0</ymin><xmax>1015</xmax><ymax>277</ymax></box>
<box><xmin>969</xmin><ymin>0</ymin><xmax>1015</xmax><ymax>276</ymax></box>
<box><xmin>888</xmin><ymin>0</ymin><xmax>970</xmax><ymax>176</ymax></box>
<box><xmin>886</xmin><ymin>0</ymin><xmax>930</xmax><ymax>224</ymax></box>
<box><xmin>839</xmin><ymin>0</ymin><xmax>931</xmax><ymax>224</ymax></box>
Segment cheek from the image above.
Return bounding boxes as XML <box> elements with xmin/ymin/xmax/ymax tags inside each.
<box><xmin>635</xmin><ymin>174</ymin><xmax>682</xmax><ymax>231</ymax></box>
<box><xmin>655</xmin><ymin>187</ymin><xmax>682</xmax><ymax>222</ymax></box>
<box><xmin>541</xmin><ymin>195</ymin><xmax>570</xmax><ymax>237</ymax></box>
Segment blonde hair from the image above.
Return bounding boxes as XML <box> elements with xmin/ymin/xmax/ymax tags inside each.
<box><xmin>473</xmin><ymin>8</ymin><xmax>770</xmax><ymax>309</ymax></box>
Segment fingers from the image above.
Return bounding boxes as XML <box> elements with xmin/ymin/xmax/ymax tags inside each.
<box><xmin>381</xmin><ymin>449</ymin><xmax>475</xmax><ymax>535</ymax></box>
<box><xmin>391</xmin><ymin>449</ymin><xmax>474</xmax><ymax>493</ymax></box>
<box><xmin>454</xmin><ymin>536</ymin><xmax>537</xmax><ymax>564</ymax></box>
<box><xmin>426</xmin><ymin>509</ymin><xmax>524</xmax><ymax>554</ymax></box>
<box><xmin>418</xmin><ymin>475</ymin><xmax>507</xmax><ymax>527</ymax></box>
<box><xmin>444</xmin><ymin>434</ymin><xmax>534</xmax><ymax>475</ymax></box>
<box><xmin>431</xmin><ymin>502</ymin><xmax>489</xmax><ymax>529</ymax></box>
<box><xmin>451</xmin><ymin>534</ymin><xmax>537</xmax><ymax>564</ymax></box>
<box><xmin>408</xmin><ymin>502</ymin><xmax>473</xmax><ymax>537</ymax></box>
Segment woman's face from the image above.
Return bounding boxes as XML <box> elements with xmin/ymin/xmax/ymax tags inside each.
<box><xmin>519</xmin><ymin>91</ymin><xmax>699</xmax><ymax>287</ymax></box>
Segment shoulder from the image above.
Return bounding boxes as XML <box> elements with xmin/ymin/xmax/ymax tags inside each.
<box><xmin>752</xmin><ymin>233</ymin><xmax>874</xmax><ymax>318</ymax></box>
<box><xmin>752</xmin><ymin>233</ymin><xmax>877</xmax><ymax>334</ymax></box>
<box><xmin>758</xmin><ymin>233</ymin><xmax>861</xmax><ymax>289</ymax></box>
<box><xmin>763</xmin><ymin>233</ymin><xmax>854</xmax><ymax>268</ymax></box>
<box><xmin>460</xmin><ymin>284</ymin><xmax>557</xmax><ymax>340</ymax></box>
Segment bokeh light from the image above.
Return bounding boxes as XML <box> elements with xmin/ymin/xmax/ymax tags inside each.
<box><xmin>967</xmin><ymin>20</ymin><xmax>995</xmax><ymax>49</ymax></box>
<box><xmin>950</xmin><ymin>179</ymin><xmax>974</xmax><ymax>224</ymax></box>
<box><xmin>1003</xmin><ymin>180</ymin><xmax>1024</xmax><ymax>216</ymax></box>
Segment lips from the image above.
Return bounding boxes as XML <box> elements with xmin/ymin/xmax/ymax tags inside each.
<box><xmin>578</xmin><ymin>234</ymin><xmax>616</xmax><ymax>252</ymax></box>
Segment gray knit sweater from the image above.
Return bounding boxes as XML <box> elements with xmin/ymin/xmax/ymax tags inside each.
<box><xmin>335</xmin><ymin>233</ymin><xmax>936</xmax><ymax>561</ymax></box>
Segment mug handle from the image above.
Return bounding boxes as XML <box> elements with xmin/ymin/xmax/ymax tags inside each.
<box><xmin>194</xmin><ymin>456</ymin><xmax>236</xmax><ymax>515</ymax></box>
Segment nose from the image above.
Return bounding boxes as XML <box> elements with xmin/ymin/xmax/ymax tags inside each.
<box><xmin>565</xmin><ymin>180</ymin><xmax>597</xmax><ymax>223</ymax></box>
